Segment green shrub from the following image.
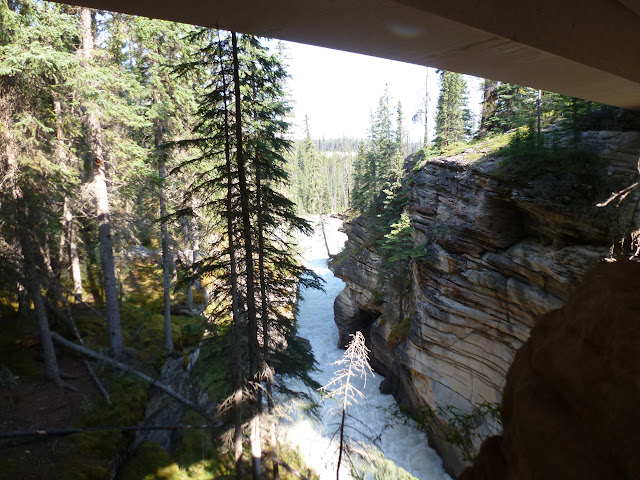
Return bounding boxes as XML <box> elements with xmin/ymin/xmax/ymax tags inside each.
<box><xmin>415</xmin><ymin>402</ymin><xmax>502</xmax><ymax>462</ymax></box>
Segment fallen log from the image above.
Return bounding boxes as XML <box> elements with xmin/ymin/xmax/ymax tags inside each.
<box><xmin>1</xmin><ymin>424</ymin><xmax>212</xmax><ymax>440</ymax></box>
<box><xmin>51</xmin><ymin>332</ymin><xmax>216</xmax><ymax>424</ymax></box>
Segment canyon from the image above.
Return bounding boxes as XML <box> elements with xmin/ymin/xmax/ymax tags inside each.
<box><xmin>330</xmin><ymin>130</ymin><xmax>640</xmax><ymax>476</ymax></box>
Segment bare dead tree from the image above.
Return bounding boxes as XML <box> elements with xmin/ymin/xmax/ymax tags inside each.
<box><xmin>321</xmin><ymin>331</ymin><xmax>373</xmax><ymax>480</ymax></box>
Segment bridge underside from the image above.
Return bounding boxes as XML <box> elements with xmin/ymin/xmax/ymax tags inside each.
<box><xmin>57</xmin><ymin>0</ymin><xmax>640</xmax><ymax>109</ymax></box>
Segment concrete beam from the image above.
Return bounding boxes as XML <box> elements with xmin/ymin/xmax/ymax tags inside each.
<box><xmin>56</xmin><ymin>0</ymin><xmax>640</xmax><ymax>109</ymax></box>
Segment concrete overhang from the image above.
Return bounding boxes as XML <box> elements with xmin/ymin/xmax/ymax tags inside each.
<box><xmin>56</xmin><ymin>0</ymin><xmax>640</xmax><ymax>109</ymax></box>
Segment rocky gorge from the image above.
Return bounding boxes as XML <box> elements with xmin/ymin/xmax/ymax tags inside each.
<box><xmin>330</xmin><ymin>130</ymin><xmax>640</xmax><ymax>477</ymax></box>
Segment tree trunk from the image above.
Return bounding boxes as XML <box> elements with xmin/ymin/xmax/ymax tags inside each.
<box><xmin>232</xmin><ymin>31</ymin><xmax>263</xmax><ymax>480</ymax></box>
<box><xmin>336</xmin><ymin>408</ymin><xmax>346</xmax><ymax>480</ymax></box>
<box><xmin>88</xmin><ymin>110</ymin><xmax>123</xmax><ymax>356</ymax></box>
<box><xmin>53</xmin><ymin>98</ymin><xmax>77</xmax><ymax>292</ymax></box>
<box><xmin>17</xmin><ymin>202</ymin><xmax>63</xmax><ymax>386</ymax></box>
<box><xmin>61</xmin><ymin>196</ymin><xmax>83</xmax><ymax>303</ymax></box>
<box><xmin>2</xmin><ymin>84</ymin><xmax>62</xmax><ymax>385</ymax></box>
<box><xmin>17</xmin><ymin>282</ymin><xmax>30</xmax><ymax>317</ymax></box>
<box><xmin>219</xmin><ymin>31</ymin><xmax>245</xmax><ymax>479</ymax></box>
<box><xmin>156</xmin><ymin>120</ymin><xmax>173</xmax><ymax>353</ymax></box>
<box><xmin>187</xmin><ymin>198</ymin><xmax>202</xmax><ymax>312</ymax></box>
<box><xmin>79</xmin><ymin>7</ymin><xmax>123</xmax><ymax>356</ymax></box>
<box><xmin>69</xmin><ymin>215</ymin><xmax>83</xmax><ymax>302</ymax></box>
<box><xmin>257</xmin><ymin>172</ymin><xmax>280</xmax><ymax>480</ymax></box>
<box><xmin>320</xmin><ymin>215</ymin><xmax>331</xmax><ymax>257</ymax></box>
<box><xmin>59</xmin><ymin>196</ymin><xmax>69</xmax><ymax>270</ymax></box>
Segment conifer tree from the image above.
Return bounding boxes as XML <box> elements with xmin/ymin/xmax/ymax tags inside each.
<box><xmin>174</xmin><ymin>29</ymin><xmax>320</xmax><ymax>478</ymax></box>
<box><xmin>478</xmin><ymin>81</ymin><xmax>536</xmax><ymax>135</ymax></box>
<box><xmin>77</xmin><ymin>7</ymin><xmax>124</xmax><ymax>355</ymax></box>
<box><xmin>434</xmin><ymin>70</ymin><xmax>472</xmax><ymax>149</ymax></box>
<box><xmin>0</xmin><ymin>0</ymin><xmax>82</xmax><ymax>384</ymax></box>
<box><xmin>124</xmin><ymin>16</ymin><xmax>197</xmax><ymax>352</ymax></box>
<box><xmin>392</xmin><ymin>101</ymin><xmax>406</xmax><ymax>178</ymax></box>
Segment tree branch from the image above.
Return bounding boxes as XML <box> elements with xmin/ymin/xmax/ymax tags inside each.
<box><xmin>1</xmin><ymin>424</ymin><xmax>212</xmax><ymax>440</ymax></box>
<box><xmin>274</xmin><ymin>457</ymin><xmax>312</xmax><ymax>480</ymax></box>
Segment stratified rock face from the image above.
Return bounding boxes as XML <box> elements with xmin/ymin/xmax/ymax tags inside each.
<box><xmin>331</xmin><ymin>131</ymin><xmax>640</xmax><ymax>477</ymax></box>
<box><xmin>460</xmin><ymin>260</ymin><xmax>640</xmax><ymax>480</ymax></box>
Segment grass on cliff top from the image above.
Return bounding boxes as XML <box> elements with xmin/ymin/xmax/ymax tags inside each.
<box><xmin>412</xmin><ymin>133</ymin><xmax>513</xmax><ymax>171</ymax></box>
<box><xmin>412</xmin><ymin>126</ymin><xmax>634</xmax><ymax>238</ymax></box>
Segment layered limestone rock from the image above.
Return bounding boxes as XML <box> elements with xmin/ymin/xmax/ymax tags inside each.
<box><xmin>331</xmin><ymin>131</ymin><xmax>640</xmax><ymax>477</ymax></box>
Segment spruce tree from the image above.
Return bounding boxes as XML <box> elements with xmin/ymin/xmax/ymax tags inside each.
<box><xmin>174</xmin><ymin>29</ymin><xmax>320</xmax><ymax>478</ymax></box>
<box><xmin>434</xmin><ymin>70</ymin><xmax>472</xmax><ymax>149</ymax></box>
<box><xmin>0</xmin><ymin>0</ymin><xmax>82</xmax><ymax>384</ymax></box>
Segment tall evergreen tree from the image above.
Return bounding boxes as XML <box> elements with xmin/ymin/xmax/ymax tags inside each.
<box><xmin>478</xmin><ymin>81</ymin><xmax>536</xmax><ymax>135</ymax></box>
<box><xmin>434</xmin><ymin>70</ymin><xmax>472</xmax><ymax>149</ymax></box>
<box><xmin>123</xmin><ymin>16</ymin><xmax>197</xmax><ymax>351</ymax></box>
<box><xmin>0</xmin><ymin>0</ymin><xmax>82</xmax><ymax>384</ymax></box>
<box><xmin>174</xmin><ymin>29</ymin><xmax>320</xmax><ymax>478</ymax></box>
<box><xmin>77</xmin><ymin>7</ymin><xmax>124</xmax><ymax>355</ymax></box>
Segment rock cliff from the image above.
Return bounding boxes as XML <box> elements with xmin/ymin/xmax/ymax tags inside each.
<box><xmin>331</xmin><ymin>131</ymin><xmax>640</xmax><ymax>477</ymax></box>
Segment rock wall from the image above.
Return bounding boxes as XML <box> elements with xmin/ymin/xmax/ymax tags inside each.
<box><xmin>331</xmin><ymin>131</ymin><xmax>640</xmax><ymax>477</ymax></box>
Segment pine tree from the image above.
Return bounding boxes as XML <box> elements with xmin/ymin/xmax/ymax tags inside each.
<box><xmin>77</xmin><ymin>7</ymin><xmax>126</xmax><ymax>355</ymax></box>
<box><xmin>392</xmin><ymin>101</ymin><xmax>406</xmax><ymax>178</ymax></box>
<box><xmin>478</xmin><ymin>81</ymin><xmax>536</xmax><ymax>135</ymax></box>
<box><xmin>0</xmin><ymin>0</ymin><xmax>83</xmax><ymax>384</ymax></box>
<box><xmin>174</xmin><ymin>29</ymin><xmax>320</xmax><ymax>478</ymax></box>
<box><xmin>434</xmin><ymin>70</ymin><xmax>472</xmax><ymax>149</ymax></box>
<box><xmin>123</xmin><ymin>16</ymin><xmax>197</xmax><ymax>352</ymax></box>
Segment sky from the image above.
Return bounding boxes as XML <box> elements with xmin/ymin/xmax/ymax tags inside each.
<box><xmin>279</xmin><ymin>40</ymin><xmax>484</xmax><ymax>142</ymax></box>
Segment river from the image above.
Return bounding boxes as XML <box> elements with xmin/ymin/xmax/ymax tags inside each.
<box><xmin>280</xmin><ymin>217</ymin><xmax>451</xmax><ymax>480</ymax></box>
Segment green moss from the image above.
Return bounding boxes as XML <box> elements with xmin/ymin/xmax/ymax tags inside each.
<box><xmin>189</xmin><ymin>326</ymin><xmax>233</xmax><ymax>403</ymax></box>
<box><xmin>387</xmin><ymin>317</ymin><xmax>411</xmax><ymax>350</ymax></box>
<box><xmin>121</xmin><ymin>441</ymin><xmax>184</xmax><ymax>480</ymax></box>
<box><xmin>173</xmin><ymin>412</ymin><xmax>215</xmax><ymax>467</ymax></box>
<box><xmin>173</xmin><ymin>315</ymin><xmax>206</xmax><ymax>347</ymax></box>
<box><xmin>57</xmin><ymin>431</ymin><xmax>121</xmax><ymax>480</ymax></box>
<box><xmin>55</xmin><ymin>374</ymin><xmax>150</xmax><ymax>479</ymax></box>
<box><xmin>121</xmin><ymin>303</ymin><xmax>166</xmax><ymax>367</ymax></box>
<box><xmin>123</xmin><ymin>259</ymin><xmax>164</xmax><ymax>313</ymax></box>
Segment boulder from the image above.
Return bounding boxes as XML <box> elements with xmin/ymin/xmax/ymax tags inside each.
<box><xmin>460</xmin><ymin>260</ymin><xmax>640</xmax><ymax>479</ymax></box>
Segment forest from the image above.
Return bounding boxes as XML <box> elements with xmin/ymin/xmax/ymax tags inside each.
<box><xmin>1</xmin><ymin>0</ymin><xmax>636</xmax><ymax>478</ymax></box>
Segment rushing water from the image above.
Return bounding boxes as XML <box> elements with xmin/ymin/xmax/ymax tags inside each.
<box><xmin>280</xmin><ymin>217</ymin><xmax>451</xmax><ymax>480</ymax></box>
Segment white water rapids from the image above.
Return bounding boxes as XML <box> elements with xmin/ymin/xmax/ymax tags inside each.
<box><xmin>280</xmin><ymin>217</ymin><xmax>452</xmax><ymax>480</ymax></box>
